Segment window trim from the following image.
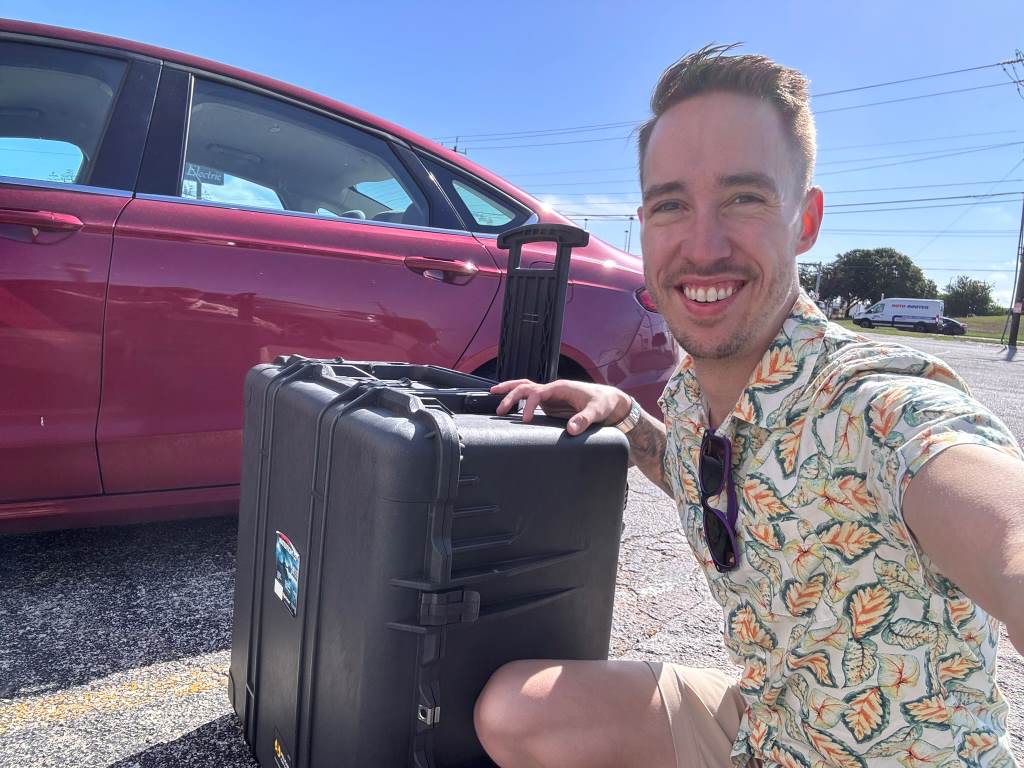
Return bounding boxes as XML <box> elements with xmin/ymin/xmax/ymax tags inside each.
<box><xmin>133</xmin><ymin>190</ymin><xmax>477</xmax><ymax>237</ymax></box>
<box><xmin>0</xmin><ymin>175</ymin><xmax>132</xmax><ymax>198</ymax></box>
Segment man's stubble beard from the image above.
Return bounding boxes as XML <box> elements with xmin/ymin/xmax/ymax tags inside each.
<box><xmin>649</xmin><ymin>259</ymin><xmax>798</xmax><ymax>362</ymax></box>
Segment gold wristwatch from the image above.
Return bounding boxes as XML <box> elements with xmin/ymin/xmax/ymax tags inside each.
<box><xmin>612</xmin><ymin>397</ymin><xmax>642</xmax><ymax>434</ymax></box>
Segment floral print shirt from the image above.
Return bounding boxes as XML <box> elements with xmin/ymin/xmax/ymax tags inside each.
<box><xmin>659</xmin><ymin>291</ymin><xmax>1022</xmax><ymax>768</ymax></box>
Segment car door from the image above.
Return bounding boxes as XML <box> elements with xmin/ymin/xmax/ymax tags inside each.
<box><xmin>0</xmin><ymin>38</ymin><xmax>157</xmax><ymax>502</ymax></box>
<box><xmin>98</xmin><ymin>72</ymin><xmax>499</xmax><ymax>494</ymax></box>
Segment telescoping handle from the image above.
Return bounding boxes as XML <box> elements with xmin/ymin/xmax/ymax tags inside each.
<box><xmin>495</xmin><ymin>224</ymin><xmax>589</xmax><ymax>385</ymax></box>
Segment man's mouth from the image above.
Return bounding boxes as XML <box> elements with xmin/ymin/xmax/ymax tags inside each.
<box><xmin>677</xmin><ymin>280</ymin><xmax>745</xmax><ymax>304</ymax></box>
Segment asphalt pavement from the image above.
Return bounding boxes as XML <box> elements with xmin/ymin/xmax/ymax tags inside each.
<box><xmin>1</xmin><ymin>331</ymin><xmax>1021</xmax><ymax>766</ymax></box>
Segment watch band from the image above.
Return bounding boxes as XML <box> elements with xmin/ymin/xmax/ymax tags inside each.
<box><xmin>612</xmin><ymin>397</ymin><xmax>642</xmax><ymax>434</ymax></box>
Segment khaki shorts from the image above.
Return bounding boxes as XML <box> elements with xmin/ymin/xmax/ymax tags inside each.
<box><xmin>645</xmin><ymin>661</ymin><xmax>760</xmax><ymax>768</ymax></box>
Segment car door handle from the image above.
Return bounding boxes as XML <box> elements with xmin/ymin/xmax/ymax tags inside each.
<box><xmin>0</xmin><ymin>208</ymin><xmax>84</xmax><ymax>232</ymax></box>
<box><xmin>404</xmin><ymin>256</ymin><xmax>479</xmax><ymax>284</ymax></box>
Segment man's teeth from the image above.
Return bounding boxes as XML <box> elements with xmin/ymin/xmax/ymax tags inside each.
<box><xmin>682</xmin><ymin>284</ymin><xmax>738</xmax><ymax>303</ymax></box>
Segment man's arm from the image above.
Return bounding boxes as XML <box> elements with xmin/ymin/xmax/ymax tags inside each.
<box><xmin>623</xmin><ymin>410</ymin><xmax>671</xmax><ymax>496</ymax></box>
<box><xmin>490</xmin><ymin>379</ymin><xmax>672</xmax><ymax>497</ymax></box>
<box><xmin>902</xmin><ymin>444</ymin><xmax>1024</xmax><ymax>653</ymax></box>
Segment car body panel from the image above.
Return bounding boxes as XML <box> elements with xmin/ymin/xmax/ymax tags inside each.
<box><xmin>99</xmin><ymin>197</ymin><xmax>500</xmax><ymax>493</ymax></box>
<box><xmin>0</xmin><ymin>182</ymin><xmax>129</xmax><ymax>502</ymax></box>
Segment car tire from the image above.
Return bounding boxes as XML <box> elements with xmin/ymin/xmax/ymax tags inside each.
<box><xmin>860</xmin><ymin>319</ymin><xmax>873</xmax><ymax>329</ymax></box>
<box><xmin>914</xmin><ymin>322</ymin><xmax>926</xmax><ymax>333</ymax></box>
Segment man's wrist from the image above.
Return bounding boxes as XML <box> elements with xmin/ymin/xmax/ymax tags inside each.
<box><xmin>610</xmin><ymin>395</ymin><xmax>642</xmax><ymax>434</ymax></box>
<box><xmin>608</xmin><ymin>391</ymin><xmax>634</xmax><ymax>426</ymax></box>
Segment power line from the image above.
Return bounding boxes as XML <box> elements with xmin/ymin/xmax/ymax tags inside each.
<box><xmin>462</xmin><ymin>84</ymin><xmax>1022</xmax><ymax>150</ymax></box>
<box><xmin>817</xmin><ymin>141</ymin><xmax>1024</xmax><ymax>167</ymax></box>
<box><xmin>813</xmin><ymin>60</ymin><xmax>1022</xmax><ymax>97</ymax></box>
<box><xmin>820</xmin><ymin>129</ymin><xmax>1024</xmax><ymax>152</ymax></box>
<box><xmin>433</xmin><ymin>57</ymin><xmax>1024</xmax><ymax>143</ymax></box>
<box><xmin>561</xmin><ymin>198</ymin><xmax>1022</xmax><ymax>218</ymax></box>
<box><xmin>500</xmin><ymin>131</ymin><xmax>1024</xmax><ymax>180</ymax></box>
<box><xmin>816</xmin><ymin>81</ymin><xmax>1019</xmax><ymax>115</ymax></box>
<box><xmin>816</xmin><ymin>141</ymin><xmax>1024</xmax><ymax>176</ymax></box>
<box><xmin>529</xmin><ymin>178</ymin><xmax>1024</xmax><ymax>197</ymax></box>
<box><xmin>540</xmin><ymin>192</ymin><xmax>1024</xmax><ymax>210</ymax></box>
<box><xmin>915</xmin><ymin>159</ymin><xmax>1024</xmax><ymax>257</ymax></box>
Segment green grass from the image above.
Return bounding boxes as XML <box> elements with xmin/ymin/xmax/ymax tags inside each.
<box><xmin>834</xmin><ymin>315</ymin><xmax>1011</xmax><ymax>345</ymax></box>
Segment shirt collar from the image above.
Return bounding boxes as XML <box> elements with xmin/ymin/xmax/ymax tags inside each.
<box><xmin>659</xmin><ymin>290</ymin><xmax>831</xmax><ymax>432</ymax></box>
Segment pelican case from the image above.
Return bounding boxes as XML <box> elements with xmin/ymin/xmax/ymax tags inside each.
<box><xmin>228</xmin><ymin>360</ymin><xmax>628</xmax><ymax>767</ymax></box>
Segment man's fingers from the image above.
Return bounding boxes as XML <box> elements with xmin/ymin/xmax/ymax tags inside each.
<box><xmin>492</xmin><ymin>380</ymin><xmax>536</xmax><ymax>415</ymax></box>
<box><xmin>520</xmin><ymin>390</ymin><xmax>545</xmax><ymax>423</ymax></box>
<box><xmin>567</xmin><ymin>402</ymin><xmax>602</xmax><ymax>435</ymax></box>
<box><xmin>490</xmin><ymin>379</ymin><xmax>532</xmax><ymax>395</ymax></box>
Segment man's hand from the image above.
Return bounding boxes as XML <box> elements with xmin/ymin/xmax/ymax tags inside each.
<box><xmin>491</xmin><ymin>379</ymin><xmax>632</xmax><ymax>435</ymax></box>
<box><xmin>491</xmin><ymin>379</ymin><xmax>672</xmax><ymax>496</ymax></box>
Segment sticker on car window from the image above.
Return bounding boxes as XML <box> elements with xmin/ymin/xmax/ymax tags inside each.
<box><xmin>274</xmin><ymin>531</ymin><xmax>300</xmax><ymax>616</ymax></box>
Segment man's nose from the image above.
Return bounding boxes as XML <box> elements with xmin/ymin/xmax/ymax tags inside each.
<box><xmin>689</xmin><ymin>207</ymin><xmax>731</xmax><ymax>265</ymax></box>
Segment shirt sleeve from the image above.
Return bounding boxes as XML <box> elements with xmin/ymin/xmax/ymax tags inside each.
<box><xmin>853</xmin><ymin>375</ymin><xmax>1023</xmax><ymax>591</ymax></box>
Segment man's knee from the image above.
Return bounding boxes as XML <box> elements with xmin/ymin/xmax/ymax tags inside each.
<box><xmin>474</xmin><ymin>660</ymin><xmax>556</xmax><ymax>760</ymax></box>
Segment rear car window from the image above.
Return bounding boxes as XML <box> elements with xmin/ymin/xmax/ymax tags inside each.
<box><xmin>418</xmin><ymin>155</ymin><xmax>531</xmax><ymax>234</ymax></box>
<box><xmin>180</xmin><ymin>78</ymin><xmax>428</xmax><ymax>224</ymax></box>
<box><xmin>451</xmin><ymin>179</ymin><xmax>517</xmax><ymax>228</ymax></box>
<box><xmin>0</xmin><ymin>41</ymin><xmax>126</xmax><ymax>186</ymax></box>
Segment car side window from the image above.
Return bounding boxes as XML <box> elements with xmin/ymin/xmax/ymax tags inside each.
<box><xmin>0</xmin><ymin>42</ymin><xmax>127</xmax><ymax>187</ymax></box>
<box><xmin>450</xmin><ymin>178</ymin><xmax>517</xmax><ymax>228</ymax></box>
<box><xmin>418</xmin><ymin>155</ymin><xmax>531</xmax><ymax>234</ymax></box>
<box><xmin>180</xmin><ymin>78</ymin><xmax>428</xmax><ymax>225</ymax></box>
<box><xmin>866</xmin><ymin>303</ymin><xmax>883</xmax><ymax>314</ymax></box>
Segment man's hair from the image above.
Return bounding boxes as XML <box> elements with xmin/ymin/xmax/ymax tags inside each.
<box><xmin>637</xmin><ymin>43</ymin><xmax>817</xmax><ymax>190</ymax></box>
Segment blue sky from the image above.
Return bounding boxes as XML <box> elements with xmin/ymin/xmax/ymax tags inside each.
<box><xmin>6</xmin><ymin>0</ymin><xmax>1024</xmax><ymax>305</ymax></box>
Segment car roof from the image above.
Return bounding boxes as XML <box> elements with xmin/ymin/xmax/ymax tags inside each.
<box><xmin>0</xmin><ymin>17</ymin><xmax>560</xmax><ymax>219</ymax></box>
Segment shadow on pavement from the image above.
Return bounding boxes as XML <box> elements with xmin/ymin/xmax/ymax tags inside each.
<box><xmin>106</xmin><ymin>714</ymin><xmax>257</xmax><ymax>768</ymax></box>
<box><xmin>0</xmin><ymin>515</ymin><xmax>238</xmax><ymax>699</ymax></box>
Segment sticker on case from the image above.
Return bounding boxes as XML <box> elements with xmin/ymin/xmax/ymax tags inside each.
<box><xmin>274</xmin><ymin>531</ymin><xmax>300</xmax><ymax>616</ymax></box>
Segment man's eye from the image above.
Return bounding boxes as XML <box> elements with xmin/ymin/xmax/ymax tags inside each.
<box><xmin>731</xmin><ymin>194</ymin><xmax>763</xmax><ymax>205</ymax></box>
<box><xmin>651</xmin><ymin>200</ymin><xmax>681</xmax><ymax>213</ymax></box>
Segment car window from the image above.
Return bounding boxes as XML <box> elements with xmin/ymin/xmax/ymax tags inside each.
<box><xmin>866</xmin><ymin>303</ymin><xmax>883</xmax><ymax>314</ymax></box>
<box><xmin>181</xmin><ymin>162</ymin><xmax>284</xmax><ymax>209</ymax></box>
<box><xmin>0</xmin><ymin>42</ymin><xmax>126</xmax><ymax>186</ymax></box>
<box><xmin>451</xmin><ymin>178</ymin><xmax>517</xmax><ymax>228</ymax></box>
<box><xmin>418</xmin><ymin>155</ymin><xmax>531</xmax><ymax>234</ymax></box>
<box><xmin>180</xmin><ymin>78</ymin><xmax>428</xmax><ymax>224</ymax></box>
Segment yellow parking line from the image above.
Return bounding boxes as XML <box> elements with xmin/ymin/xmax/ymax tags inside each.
<box><xmin>0</xmin><ymin>658</ymin><xmax>227</xmax><ymax>736</ymax></box>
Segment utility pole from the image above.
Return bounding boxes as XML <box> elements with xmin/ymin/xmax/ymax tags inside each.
<box><xmin>625</xmin><ymin>215</ymin><xmax>635</xmax><ymax>252</ymax></box>
<box><xmin>814</xmin><ymin>262</ymin><xmax>822</xmax><ymax>298</ymax></box>
<box><xmin>1007</xmin><ymin>194</ymin><xmax>1024</xmax><ymax>348</ymax></box>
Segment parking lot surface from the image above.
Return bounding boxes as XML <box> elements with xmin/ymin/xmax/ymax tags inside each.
<box><xmin>2</xmin><ymin>333</ymin><xmax>1022</xmax><ymax>766</ymax></box>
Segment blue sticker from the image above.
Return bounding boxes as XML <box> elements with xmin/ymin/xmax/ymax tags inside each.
<box><xmin>274</xmin><ymin>531</ymin><xmax>299</xmax><ymax>616</ymax></box>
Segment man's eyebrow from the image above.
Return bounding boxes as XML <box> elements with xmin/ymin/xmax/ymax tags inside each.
<box><xmin>641</xmin><ymin>180</ymin><xmax>687</xmax><ymax>202</ymax></box>
<box><xmin>718</xmin><ymin>172</ymin><xmax>778</xmax><ymax>195</ymax></box>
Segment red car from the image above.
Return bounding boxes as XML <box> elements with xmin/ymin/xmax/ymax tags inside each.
<box><xmin>0</xmin><ymin>19</ymin><xmax>679</xmax><ymax>533</ymax></box>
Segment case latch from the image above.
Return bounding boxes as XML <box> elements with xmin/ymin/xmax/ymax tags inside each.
<box><xmin>419</xmin><ymin>589</ymin><xmax>480</xmax><ymax>626</ymax></box>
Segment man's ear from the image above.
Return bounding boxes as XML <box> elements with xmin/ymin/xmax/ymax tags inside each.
<box><xmin>796</xmin><ymin>187</ymin><xmax>823</xmax><ymax>256</ymax></box>
<box><xmin>636</xmin><ymin>205</ymin><xmax>644</xmax><ymax>225</ymax></box>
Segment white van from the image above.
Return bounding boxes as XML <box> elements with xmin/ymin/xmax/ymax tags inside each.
<box><xmin>852</xmin><ymin>297</ymin><xmax>944</xmax><ymax>332</ymax></box>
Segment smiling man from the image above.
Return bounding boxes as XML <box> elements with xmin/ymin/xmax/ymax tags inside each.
<box><xmin>474</xmin><ymin>45</ymin><xmax>1024</xmax><ymax>768</ymax></box>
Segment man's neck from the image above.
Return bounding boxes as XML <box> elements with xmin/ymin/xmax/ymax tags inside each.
<box><xmin>691</xmin><ymin>350</ymin><xmax>766</xmax><ymax>430</ymax></box>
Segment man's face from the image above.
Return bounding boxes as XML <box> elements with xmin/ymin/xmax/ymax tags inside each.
<box><xmin>639</xmin><ymin>91</ymin><xmax>822</xmax><ymax>362</ymax></box>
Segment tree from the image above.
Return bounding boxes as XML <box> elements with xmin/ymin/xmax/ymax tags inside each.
<box><xmin>814</xmin><ymin>248</ymin><xmax>937</xmax><ymax>316</ymax></box>
<box><xmin>798</xmin><ymin>263</ymin><xmax>820</xmax><ymax>296</ymax></box>
<box><xmin>942</xmin><ymin>275</ymin><xmax>994</xmax><ymax>317</ymax></box>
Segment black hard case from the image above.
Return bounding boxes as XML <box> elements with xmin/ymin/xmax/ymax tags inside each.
<box><xmin>229</xmin><ymin>359</ymin><xmax>627</xmax><ymax>767</ymax></box>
